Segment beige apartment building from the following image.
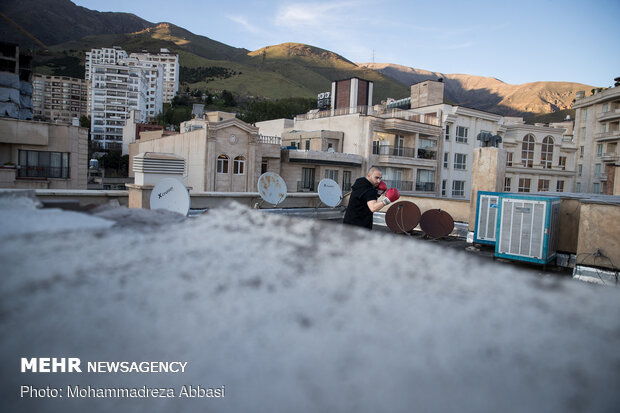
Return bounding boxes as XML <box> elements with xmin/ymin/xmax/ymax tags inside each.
<box><xmin>573</xmin><ymin>81</ymin><xmax>620</xmax><ymax>195</ymax></box>
<box><xmin>32</xmin><ymin>74</ymin><xmax>88</xmax><ymax>124</ymax></box>
<box><xmin>129</xmin><ymin>112</ymin><xmax>281</xmax><ymax>192</ymax></box>
<box><xmin>502</xmin><ymin>118</ymin><xmax>577</xmax><ymax>193</ymax></box>
<box><xmin>258</xmin><ymin>78</ymin><xmax>443</xmax><ymax>195</ymax></box>
<box><xmin>0</xmin><ymin>117</ymin><xmax>88</xmax><ymax>189</ymax></box>
<box><xmin>280</xmin><ymin>129</ymin><xmax>363</xmax><ymax>192</ymax></box>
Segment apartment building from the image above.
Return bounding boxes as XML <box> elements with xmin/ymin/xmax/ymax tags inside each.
<box><xmin>32</xmin><ymin>75</ymin><xmax>88</xmax><ymax>123</ymax></box>
<box><xmin>258</xmin><ymin>78</ymin><xmax>443</xmax><ymax>195</ymax></box>
<box><xmin>0</xmin><ymin>117</ymin><xmax>87</xmax><ymax>189</ymax></box>
<box><xmin>0</xmin><ymin>41</ymin><xmax>33</xmax><ymax>120</ymax></box>
<box><xmin>502</xmin><ymin>118</ymin><xmax>577</xmax><ymax>193</ymax></box>
<box><xmin>90</xmin><ymin>63</ymin><xmax>148</xmax><ymax>150</ymax></box>
<box><xmin>573</xmin><ymin>80</ymin><xmax>620</xmax><ymax>195</ymax></box>
<box><xmin>85</xmin><ymin>47</ymin><xmax>178</xmax><ymax>150</ymax></box>
<box><xmin>129</xmin><ymin>49</ymin><xmax>179</xmax><ymax>103</ymax></box>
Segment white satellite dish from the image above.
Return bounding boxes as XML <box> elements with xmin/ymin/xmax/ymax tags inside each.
<box><xmin>150</xmin><ymin>177</ymin><xmax>190</xmax><ymax>216</ymax></box>
<box><xmin>317</xmin><ymin>178</ymin><xmax>342</xmax><ymax>207</ymax></box>
<box><xmin>257</xmin><ymin>172</ymin><xmax>287</xmax><ymax>206</ymax></box>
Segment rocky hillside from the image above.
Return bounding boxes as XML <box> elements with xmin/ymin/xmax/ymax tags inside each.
<box><xmin>360</xmin><ymin>63</ymin><xmax>594</xmax><ymax>116</ymax></box>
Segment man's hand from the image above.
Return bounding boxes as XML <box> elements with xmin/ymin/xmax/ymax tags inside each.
<box><xmin>382</xmin><ymin>188</ymin><xmax>400</xmax><ymax>205</ymax></box>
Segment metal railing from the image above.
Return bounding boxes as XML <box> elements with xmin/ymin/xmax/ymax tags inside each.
<box><xmin>295</xmin><ymin>105</ymin><xmax>441</xmax><ymax>126</ymax></box>
<box><xmin>382</xmin><ymin>180</ymin><xmax>413</xmax><ymax>191</ymax></box>
<box><xmin>17</xmin><ymin>166</ymin><xmax>70</xmax><ymax>179</ymax></box>
<box><xmin>373</xmin><ymin>144</ymin><xmax>416</xmax><ymax>158</ymax></box>
<box><xmin>258</xmin><ymin>135</ymin><xmax>282</xmax><ymax>145</ymax></box>
<box><xmin>415</xmin><ymin>182</ymin><xmax>435</xmax><ymax>192</ymax></box>
<box><xmin>297</xmin><ymin>181</ymin><xmax>319</xmax><ymax>192</ymax></box>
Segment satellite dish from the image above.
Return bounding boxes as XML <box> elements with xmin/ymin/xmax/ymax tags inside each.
<box><xmin>385</xmin><ymin>201</ymin><xmax>421</xmax><ymax>234</ymax></box>
<box><xmin>257</xmin><ymin>172</ymin><xmax>287</xmax><ymax>206</ymax></box>
<box><xmin>149</xmin><ymin>177</ymin><xmax>190</xmax><ymax>216</ymax></box>
<box><xmin>419</xmin><ymin>209</ymin><xmax>454</xmax><ymax>238</ymax></box>
<box><xmin>317</xmin><ymin>178</ymin><xmax>342</xmax><ymax>207</ymax></box>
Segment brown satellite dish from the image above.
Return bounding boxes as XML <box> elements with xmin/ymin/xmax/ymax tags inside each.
<box><xmin>420</xmin><ymin>209</ymin><xmax>454</xmax><ymax>238</ymax></box>
<box><xmin>384</xmin><ymin>201</ymin><xmax>421</xmax><ymax>234</ymax></box>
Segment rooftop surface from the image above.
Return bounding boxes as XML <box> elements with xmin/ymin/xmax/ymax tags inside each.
<box><xmin>1</xmin><ymin>192</ymin><xmax>619</xmax><ymax>412</ymax></box>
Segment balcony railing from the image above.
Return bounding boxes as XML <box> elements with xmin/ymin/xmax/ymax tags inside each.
<box><xmin>17</xmin><ymin>165</ymin><xmax>70</xmax><ymax>179</ymax></box>
<box><xmin>601</xmin><ymin>152</ymin><xmax>619</xmax><ymax>162</ymax></box>
<box><xmin>415</xmin><ymin>182</ymin><xmax>435</xmax><ymax>192</ymax></box>
<box><xmin>373</xmin><ymin>144</ymin><xmax>416</xmax><ymax>158</ymax></box>
<box><xmin>295</xmin><ymin>105</ymin><xmax>441</xmax><ymax>126</ymax></box>
<box><xmin>258</xmin><ymin>135</ymin><xmax>282</xmax><ymax>145</ymax></box>
<box><xmin>297</xmin><ymin>181</ymin><xmax>319</xmax><ymax>192</ymax></box>
<box><xmin>382</xmin><ymin>180</ymin><xmax>413</xmax><ymax>191</ymax></box>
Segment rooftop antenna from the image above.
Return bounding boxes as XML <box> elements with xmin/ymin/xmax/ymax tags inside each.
<box><xmin>149</xmin><ymin>177</ymin><xmax>190</xmax><ymax>216</ymax></box>
<box><xmin>372</xmin><ymin>49</ymin><xmax>375</xmax><ymax>64</ymax></box>
<box><xmin>257</xmin><ymin>172</ymin><xmax>287</xmax><ymax>208</ymax></box>
<box><xmin>316</xmin><ymin>178</ymin><xmax>342</xmax><ymax>208</ymax></box>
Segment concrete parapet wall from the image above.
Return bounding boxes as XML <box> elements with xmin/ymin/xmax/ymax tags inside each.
<box><xmin>576</xmin><ymin>201</ymin><xmax>620</xmax><ymax>270</ymax></box>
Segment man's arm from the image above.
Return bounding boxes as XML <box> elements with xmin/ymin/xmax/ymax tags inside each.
<box><xmin>367</xmin><ymin>199</ymin><xmax>385</xmax><ymax>213</ymax></box>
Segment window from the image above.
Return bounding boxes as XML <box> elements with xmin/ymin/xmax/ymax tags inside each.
<box><xmin>541</xmin><ymin>136</ymin><xmax>554</xmax><ymax>169</ymax></box>
<box><xmin>602</xmin><ymin>123</ymin><xmax>607</xmax><ymax>133</ymax></box>
<box><xmin>597</xmin><ymin>144</ymin><xmax>603</xmax><ymax>157</ymax></box>
<box><xmin>538</xmin><ymin>179</ymin><xmax>550</xmax><ymax>192</ymax></box>
<box><xmin>504</xmin><ymin>177</ymin><xmax>511</xmax><ymax>192</ymax></box>
<box><xmin>305</xmin><ymin>140</ymin><xmax>310</xmax><ymax>150</ymax></box>
<box><xmin>443</xmin><ymin>152</ymin><xmax>449</xmax><ymax>168</ymax></box>
<box><xmin>261</xmin><ymin>160</ymin><xmax>268</xmax><ymax>174</ymax></box>
<box><xmin>521</xmin><ymin>135</ymin><xmax>535</xmax><ymax>167</ymax></box>
<box><xmin>216</xmin><ymin>154</ymin><xmax>229</xmax><ymax>173</ymax></box>
<box><xmin>301</xmin><ymin>167</ymin><xmax>315</xmax><ymax>191</ymax></box>
<box><xmin>518</xmin><ymin>178</ymin><xmax>531</xmax><ymax>192</ymax></box>
<box><xmin>445</xmin><ymin>124</ymin><xmax>450</xmax><ymax>141</ymax></box>
<box><xmin>580</xmin><ymin>127</ymin><xmax>586</xmax><ymax>140</ymax></box>
<box><xmin>18</xmin><ymin>150</ymin><xmax>70</xmax><ymax>179</ymax></box>
<box><xmin>595</xmin><ymin>163</ymin><xmax>601</xmax><ymax>177</ymax></box>
<box><xmin>578</xmin><ymin>164</ymin><xmax>583</xmax><ymax>176</ymax></box>
<box><xmin>441</xmin><ymin>180</ymin><xmax>447</xmax><ymax>196</ymax></box>
<box><xmin>342</xmin><ymin>171</ymin><xmax>352</xmax><ymax>191</ymax></box>
<box><xmin>325</xmin><ymin>169</ymin><xmax>338</xmax><ymax>181</ymax></box>
<box><xmin>506</xmin><ymin>152</ymin><xmax>513</xmax><ymax>167</ymax></box>
<box><xmin>395</xmin><ymin>135</ymin><xmax>405</xmax><ymax>157</ymax></box>
<box><xmin>416</xmin><ymin>169</ymin><xmax>435</xmax><ymax>191</ymax></box>
<box><xmin>452</xmin><ymin>180</ymin><xmax>465</xmax><ymax>197</ymax></box>
<box><xmin>454</xmin><ymin>153</ymin><xmax>467</xmax><ymax>170</ymax></box>
<box><xmin>602</xmin><ymin>103</ymin><xmax>609</xmax><ymax>112</ymax></box>
<box><xmin>580</xmin><ymin>146</ymin><xmax>584</xmax><ymax>158</ymax></box>
<box><xmin>593</xmin><ymin>183</ymin><xmax>600</xmax><ymax>194</ymax></box>
<box><xmin>576</xmin><ymin>182</ymin><xmax>581</xmax><ymax>193</ymax></box>
<box><xmin>556</xmin><ymin>180</ymin><xmax>564</xmax><ymax>192</ymax></box>
<box><xmin>456</xmin><ymin>126</ymin><xmax>468</xmax><ymax>143</ymax></box>
<box><xmin>558</xmin><ymin>156</ymin><xmax>566</xmax><ymax>170</ymax></box>
<box><xmin>233</xmin><ymin>156</ymin><xmax>245</xmax><ymax>175</ymax></box>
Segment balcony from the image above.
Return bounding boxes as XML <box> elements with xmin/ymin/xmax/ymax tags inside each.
<box><xmin>257</xmin><ymin>135</ymin><xmax>281</xmax><ymax>145</ymax></box>
<box><xmin>373</xmin><ymin>144</ymin><xmax>416</xmax><ymax>158</ymax></box>
<box><xmin>597</xmin><ymin>173</ymin><xmax>608</xmax><ymax>181</ymax></box>
<box><xmin>601</xmin><ymin>152</ymin><xmax>619</xmax><ymax>163</ymax></box>
<box><xmin>595</xmin><ymin>131</ymin><xmax>620</xmax><ymax>141</ymax></box>
<box><xmin>597</xmin><ymin>109</ymin><xmax>620</xmax><ymax>122</ymax></box>
<box><xmin>17</xmin><ymin>165</ymin><xmax>70</xmax><ymax>179</ymax></box>
<box><xmin>382</xmin><ymin>180</ymin><xmax>413</xmax><ymax>191</ymax></box>
<box><xmin>285</xmin><ymin>149</ymin><xmax>363</xmax><ymax>167</ymax></box>
<box><xmin>415</xmin><ymin>182</ymin><xmax>435</xmax><ymax>192</ymax></box>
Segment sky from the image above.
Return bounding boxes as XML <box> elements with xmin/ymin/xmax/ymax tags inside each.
<box><xmin>73</xmin><ymin>0</ymin><xmax>620</xmax><ymax>87</ymax></box>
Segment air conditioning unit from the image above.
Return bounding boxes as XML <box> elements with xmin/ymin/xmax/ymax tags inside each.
<box><xmin>474</xmin><ymin>191</ymin><xmax>501</xmax><ymax>245</ymax></box>
<box><xmin>495</xmin><ymin>194</ymin><xmax>561</xmax><ymax>264</ymax></box>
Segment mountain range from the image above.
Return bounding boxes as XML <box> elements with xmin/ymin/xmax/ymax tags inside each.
<box><xmin>1</xmin><ymin>0</ymin><xmax>596</xmax><ymax>120</ymax></box>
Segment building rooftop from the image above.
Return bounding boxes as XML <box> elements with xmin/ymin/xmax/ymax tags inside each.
<box><xmin>1</xmin><ymin>191</ymin><xmax>618</xmax><ymax>412</ymax></box>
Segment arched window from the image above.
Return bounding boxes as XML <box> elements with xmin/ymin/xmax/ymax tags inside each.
<box><xmin>541</xmin><ymin>136</ymin><xmax>554</xmax><ymax>169</ymax></box>
<box><xmin>233</xmin><ymin>156</ymin><xmax>245</xmax><ymax>175</ymax></box>
<box><xmin>521</xmin><ymin>135</ymin><xmax>535</xmax><ymax>168</ymax></box>
<box><xmin>217</xmin><ymin>154</ymin><xmax>229</xmax><ymax>173</ymax></box>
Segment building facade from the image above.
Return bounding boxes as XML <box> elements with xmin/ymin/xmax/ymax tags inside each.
<box><xmin>32</xmin><ymin>75</ymin><xmax>88</xmax><ymax>124</ymax></box>
<box><xmin>129</xmin><ymin>49</ymin><xmax>179</xmax><ymax>103</ymax></box>
<box><xmin>0</xmin><ymin>117</ymin><xmax>88</xmax><ymax>189</ymax></box>
<box><xmin>129</xmin><ymin>112</ymin><xmax>281</xmax><ymax>192</ymax></box>
<box><xmin>502</xmin><ymin>118</ymin><xmax>577</xmax><ymax>193</ymax></box>
<box><xmin>573</xmin><ymin>82</ymin><xmax>620</xmax><ymax>195</ymax></box>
